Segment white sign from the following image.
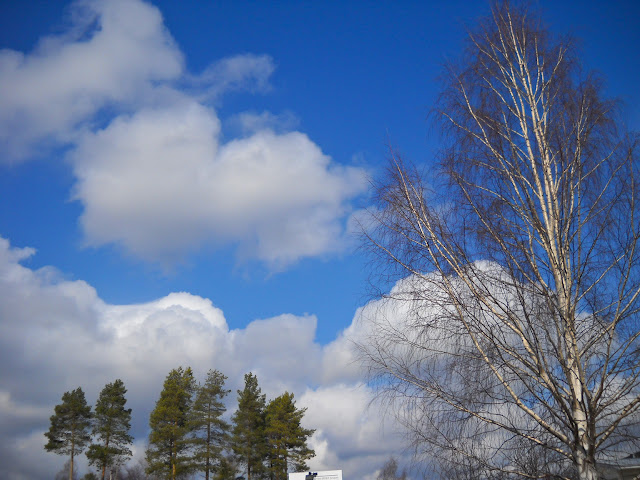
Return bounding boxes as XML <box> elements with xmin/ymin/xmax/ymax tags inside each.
<box><xmin>288</xmin><ymin>470</ymin><xmax>343</xmax><ymax>480</ymax></box>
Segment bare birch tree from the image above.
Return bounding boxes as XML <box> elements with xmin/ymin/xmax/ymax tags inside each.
<box><xmin>358</xmin><ymin>2</ymin><xmax>640</xmax><ymax>480</ymax></box>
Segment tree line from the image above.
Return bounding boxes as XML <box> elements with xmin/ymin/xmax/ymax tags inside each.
<box><xmin>45</xmin><ymin>369</ymin><xmax>315</xmax><ymax>480</ymax></box>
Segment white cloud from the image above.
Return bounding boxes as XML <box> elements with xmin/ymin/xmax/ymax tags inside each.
<box><xmin>229</xmin><ymin>110</ymin><xmax>300</xmax><ymax>135</ymax></box>
<box><xmin>70</xmin><ymin>101</ymin><xmax>367</xmax><ymax>267</ymax></box>
<box><xmin>0</xmin><ymin>236</ymin><xmax>404</xmax><ymax>479</ymax></box>
<box><xmin>300</xmin><ymin>384</ymin><xmax>398</xmax><ymax>458</ymax></box>
<box><xmin>0</xmin><ymin>0</ymin><xmax>367</xmax><ymax>267</ymax></box>
<box><xmin>0</xmin><ymin>0</ymin><xmax>183</xmax><ymax>160</ymax></box>
<box><xmin>188</xmin><ymin>54</ymin><xmax>276</xmax><ymax>101</ymax></box>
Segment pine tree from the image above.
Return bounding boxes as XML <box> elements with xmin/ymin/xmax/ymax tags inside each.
<box><xmin>190</xmin><ymin>369</ymin><xmax>230</xmax><ymax>480</ymax></box>
<box><xmin>45</xmin><ymin>387</ymin><xmax>93</xmax><ymax>480</ymax></box>
<box><xmin>214</xmin><ymin>454</ymin><xmax>241</xmax><ymax>480</ymax></box>
<box><xmin>146</xmin><ymin>367</ymin><xmax>196</xmax><ymax>480</ymax></box>
<box><xmin>231</xmin><ymin>373</ymin><xmax>267</xmax><ymax>480</ymax></box>
<box><xmin>264</xmin><ymin>392</ymin><xmax>315</xmax><ymax>480</ymax></box>
<box><xmin>86</xmin><ymin>379</ymin><xmax>133</xmax><ymax>480</ymax></box>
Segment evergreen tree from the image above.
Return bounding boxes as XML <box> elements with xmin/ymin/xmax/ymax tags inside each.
<box><xmin>190</xmin><ymin>369</ymin><xmax>230</xmax><ymax>480</ymax></box>
<box><xmin>214</xmin><ymin>454</ymin><xmax>241</xmax><ymax>480</ymax></box>
<box><xmin>45</xmin><ymin>387</ymin><xmax>92</xmax><ymax>480</ymax></box>
<box><xmin>86</xmin><ymin>379</ymin><xmax>133</xmax><ymax>480</ymax></box>
<box><xmin>231</xmin><ymin>372</ymin><xmax>267</xmax><ymax>480</ymax></box>
<box><xmin>264</xmin><ymin>392</ymin><xmax>315</xmax><ymax>480</ymax></box>
<box><xmin>146</xmin><ymin>367</ymin><xmax>196</xmax><ymax>480</ymax></box>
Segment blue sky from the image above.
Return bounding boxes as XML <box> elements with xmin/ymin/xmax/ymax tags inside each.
<box><xmin>0</xmin><ymin>1</ymin><xmax>638</xmax><ymax>479</ymax></box>
<box><xmin>1</xmin><ymin>0</ymin><xmax>638</xmax><ymax>342</ymax></box>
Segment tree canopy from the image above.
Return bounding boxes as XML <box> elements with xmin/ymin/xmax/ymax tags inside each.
<box><xmin>190</xmin><ymin>369</ymin><xmax>230</xmax><ymax>480</ymax></box>
<box><xmin>359</xmin><ymin>2</ymin><xmax>640</xmax><ymax>479</ymax></box>
<box><xmin>231</xmin><ymin>372</ymin><xmax>268</xmax><ymax>480</ymax></box>
<box><xmin>265</xmin><ymin>392</ymin><xmax>315</xmax><ymax>480</ymax></box>
<box><xmin>45</xmin><ymin>387</ymin><xmax>93</xmax><ymax>480</ymax></box>
<box><xmin>146</xmin><ymin>367</ymin><xmax>197</xmax><ymax>480</ymax></box>
<box><xmin>44</xmin><ymin>370</ymin><xmax>316</xmax><ymax>479</ymax></box>
<box><xmin>86</xmin><ymin>379</ymin><xmax>133</xmax><ymax>480</ymax></box>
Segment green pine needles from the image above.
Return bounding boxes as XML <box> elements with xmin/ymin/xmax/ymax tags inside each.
<box><xmin>45</xmin><ymin>382</ymin><xmax>133</xmax><ymax>480</ymax></box>
<box><xmin>146</xmin><ymin>367</ymin><xmax>197</xmax><ymax>479</ymax></box>
<box><xmin>265</xmin><ymin>392</ymin><xmax>315</xmax><ymax>479</ymax></box>
<box><xmin>45</xmin><ymin>369</ymin><xmax>315</xmax><ymax>480</ymax></box>
<box><xmin>45</xmin><ymin>387</ymin><xmax>92</xmax><ymax>480</ymax></box>
<box><xmin>190</xmin><ymin>369</ymin><xmax>231</xmax><ymax>480</ymax></box>
<box><xmin>231</xmin><ymin>373</ymin><xmax>268</xmax><ymax>480</ymax></box>
<box><xmin>229</xmin><ymin>373</ymin><xmax>316</xmax><ymax>480</ymax></box>
<box><xmin>86</xmin><ymin>379</ymin><xmax>133</xmax><ymax>480</ymax></box>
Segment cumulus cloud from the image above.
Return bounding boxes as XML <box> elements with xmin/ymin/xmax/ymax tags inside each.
<box><xmin>70</xmin><ymin>100</ymin><xmax>366</xmax><ymax>266</ymax></box>
<box><xmin>0</xmin><ymin>0</ymin><xmax>183</xmax><ymax>160</ymax></box>
<box><xmin>0</xmin><ymin>237</ymin><xmax>402</xmax><ymax>479</ymax></box>
<box><xmin>0</xmin><ymin>0</ymin><xmax>367</xmax><ymax>267</ymax></box>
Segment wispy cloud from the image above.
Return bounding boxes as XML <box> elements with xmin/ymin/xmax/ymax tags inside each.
<box><xmin>229</xmin><ymin>110</ymin><xmax>300</xmax><ymax>136</ymax></box>
<box><xmin>187</xmin><ymin>54</ymin><xmax>276</xmax><ymax>101</ymax></box>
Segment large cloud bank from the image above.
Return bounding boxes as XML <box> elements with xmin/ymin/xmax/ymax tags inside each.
<box><xmin>0</xmin><ymin>0</ymin><xmax>367</xmax><ymax>268</ymax></box>
<box><xmin>0</xmin><ymin>236</ymin><xmax>401</xmax><ymax>479</ymax></box>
